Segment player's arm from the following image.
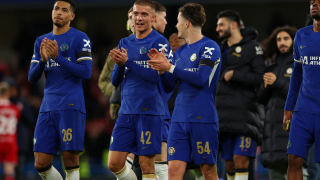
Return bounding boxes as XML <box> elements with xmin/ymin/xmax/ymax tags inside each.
<box><xmin>28</xmin><ymin>38</ymin><xmax>47</xmax><ymax>84</ymax></box>
<box><xmin>231</xmin><ymin>45</ymin><xmax>266</xmax><ymax>87</ymax></box>
<box><xmin>159</xmin><ymin>72</ymin><xmax>178</xmax><ymax>93</ymax></box>
<box><xmin>99</xmin><ymin>47</ymin><xmax>117</xmax><ymax>97</ymax></box>
<box><xmin>283</xmin><ymin>34</ymin><xmax>302</xmax><ymax>131</ymax></box>
<box><xmin>111</xmin><ymin>63</ymin><xmax>125</xmax><ymax>87</ymax></box>
<box><xmin>47</xmin><ymin>35</ymin><xmax>92</xmax><ymax>80</ymax></box>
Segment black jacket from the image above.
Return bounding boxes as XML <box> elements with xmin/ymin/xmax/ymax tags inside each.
<box><xmin>216</xmin><ymin>27</ymin><xmax>266</xmax><ymax>142</ymax></box>
<box><xmin>257</xmin><ymin>53</ymin><xmax>293</xmax><ymax>167</ymax></box>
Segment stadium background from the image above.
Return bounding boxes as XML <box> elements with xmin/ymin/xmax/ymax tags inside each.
<box><xmin>0</xmin><ymin>0</ymin><xmax>311</xmax><ymax>179</ymax></box>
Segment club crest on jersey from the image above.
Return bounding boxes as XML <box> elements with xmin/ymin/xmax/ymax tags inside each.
<box><xmin>168</xmin><ymin>147</ymin><xmax>175</xmax><ymax>155</ymax></box>
<box><xmin>235</xmin><ymin>46</ymin><xmax>242</xmax><ymax>53</ymax></box>
<box><xmin>60</xmin><ymin>43</ymin><xmax>69</xmax><ymax>51</ymax></box>
<box><xmin>158</xmin><ymin>43</ymin><xmax>168</xmax><ymax>52</ymax></box>
<box><xmin>190</xmin><ymin>53</ymin><xmax>197</xmax><ymax>61</ymax></box>
<box><xmin>140</xmin><ymin>47</ymin><xmax>148</xmax><ymax>54</ymax></box>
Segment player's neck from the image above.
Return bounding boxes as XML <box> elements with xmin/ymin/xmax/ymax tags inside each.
<box><xmin>313</xmin><ymin>20</ymin><xmax>320</xmax><ymax>32</ymax></box>
<box><xmin>227</xmin><ymin>30</ymin><xmax>243</xmax><ymax>47</ymax></box>
<box><xmin>136</xmin><ymin>28</ymin><xmax>153</xmax><ymax>39</ymax></box>
<box><xmin>185</xmin><ymin>28</ymin><xmax>203</xmax><ymax>45</ymax></box>
<box><xmin>53</xmin><ymin>24</ymin><xmax>71</xmax><ymax>35</ymax></box>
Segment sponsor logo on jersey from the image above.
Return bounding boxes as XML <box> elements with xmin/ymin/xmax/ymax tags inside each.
<box><xmin>168</xmin><ymin>147</ymin><xmax>175</xmax><ymax>155</ymax></box>
<box><xmin>190</xmin><ymin>53</ymin><xmax>197</xmax><ymax>61</ymax></box>
<box><xmin>158</xmin><ymin>43</ymin><xmax>168</xmax><ymax>52</ymax></box>
<box><xmin>202</xmin><ymin>47</ymin><xmax>215</xmax><ymax>59</ymax></box>
<box><xmin>184</xmin><ymin>68</ymin><xmax>198</xmax><ymax>72</ymax></box>
<box><xmin>134</xmin><ymin>60</ymin><xmax>151</xmax><ymax>68</ymax></box>
<box><xmin>83</xmin><ymin>39</ymin><xmax>91</xmax><ymax>48</ymax></box>
<box><xmin>299</xmin><ymin>56</ymin><xmax>320</xmax><ymax>65</ymax></box>
<box><xmin>60</xmin><ymin>43</ymin><xmax>69</xmax><ymax>51</ymax></box>
<box><xmin>140</xmin><ymin>47</ymin><xmax>148</xmax><ymax>54</ymax></box>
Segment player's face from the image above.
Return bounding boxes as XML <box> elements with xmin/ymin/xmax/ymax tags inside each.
<box><xmin>176</xmin><ymin>13</ymin><xmax>187</xmax><ymax>39</ymax></box>
<box><xmin>169</xmin><ymin>33</ymin><xmax>186</xmax><ymax>54</ymax></box>
<box><xmin>276</xmin><ymin>31</ymin><xmax>293</xmax><ymax>54</ymax></box>
<box><xmin>128</xmin><ymin>11</ymin><xmax>135</xmax><ymax>34</ymax></box>
<box><xmin>133</xmin><ymin>4</ymin><xmax>155</xmax><ymax>33</ymax></box>
<box><xmin>216</xmin><ymin>17</ymin><xmax>232</xmax><ymax>39</ymax></box>
<box><xmin>52</xmin><ymin>1</ymin><xmax>75</xmax><ymax>28</ymax></box>
<box><xmin>310</xmin><ymin>0</ymin><xmax>320</xmax><ymax>20</ymax></box>
<box><xmin>154</xmin><ymin>11</ymin><xmax>167</xmax><ymax>34</ymax></box>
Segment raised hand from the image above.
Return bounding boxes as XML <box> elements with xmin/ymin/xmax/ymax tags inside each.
<box><xmin>147</xmin><ymin>49</ymin><xmax>171</xmax><ymax>72</ymax></box>
<box><xmin>40</xmin><ymin>38</ymin><xmax>49</xmax><ymax>63</ymax></box>
<box><xmin>46</xmin><ymin>39</ymin><xmax>59</xmax><ymax>60</ymax></box>
<box><xmin>109</xmin><ymin>48</ymin><xmax>128</xmax><ymax>67</ymax></box>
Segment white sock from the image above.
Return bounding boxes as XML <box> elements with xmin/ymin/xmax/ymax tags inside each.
<box><xmin>142</xmin><ymin>174</ymin><xmax>157</xmax><ymax>180</ymax></box>
<box><xmin>65</xmin><ymin>168</ymin><xmax>80</xmax><ymax>180</ymax></box>
<box><xmin>38</xmin><ymin>165</ymin><xmax>63</xmax><ymax>180</ymax></box>
<box><xmin>113</xmin><ymin>164</ymin><xmax>137</xmax><ymax>180</ymax></box>
<box><xmin>235</xmin><ymin>169</ymin><xmax>248</xmax><ymax>180</ymax></box>
<box><xmin>227</xmin><ymin>171</ymin><xmax>235</xmax><ymax>180</ymax></box>
<box><xmin>155</xmin><ymin>162</ymin><xmax>168</xmax><ymax>180</ymax></box>
<box><xmin>194</xmin><ymin>168</ymin><xmax>204</xmax><ymax>180</ymax></box>
<box><xmin>116</xmin><ymin>157</ymin><xmax>134</xmax><ymax>180</ymax></box>
<box><xmin>126</xmin><ymin>156</ymin><xmax>133</xmax><ymax>169</ymax></box>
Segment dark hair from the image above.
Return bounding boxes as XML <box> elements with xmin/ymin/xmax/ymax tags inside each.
<box><xmin>178</xmin><ymin>3</ymin><xmax>206</xmax><ymax>28</ymax></box>
<box><xmin>56</xmin><ymin>0</ymin><xmax>76</xmax><ymax>13</ymax></box>
<box><xmin>152</xmin><ymin>1</ymin><xmax>166</xmax><ymax>13</ymax></box>
<box><xmin>217</xmin><ymin>10</ymin><xmax>241</xmax><ymax>29</ymax></box>
<box><xmin>134</xmin><ymin>0</ymin><xmax>156</xmax><ymax>11</ymax></box>
<box><xmin>261</xmin><ymin>25</ymin><xmax>297</xmax><ymax>61</ymax></box>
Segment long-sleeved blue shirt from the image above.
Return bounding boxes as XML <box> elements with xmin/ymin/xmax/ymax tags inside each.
<box><xmin>111</xmin><ymin>30</ymin><xmax>172</xmax><ymax>116</ymax></box>
<box><xmin>160</xmin><ymin>36</ymin><xmax>221</xmax><ymax>123</ymax></box>
<box><xmin>285</xmin><ymin>25</ymin><xmax>320</xmax><ymax>114</ymax></box>
<box><xmin>28</xmin><ymin>28</ymin><xmax>92</xmax><ymax>113</ymax></box>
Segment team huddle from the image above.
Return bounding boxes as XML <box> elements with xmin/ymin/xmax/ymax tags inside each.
<box><xmin>0</xmin><ymin>0</ymin><xmax>318</xmax><ymax>180</ymax></box>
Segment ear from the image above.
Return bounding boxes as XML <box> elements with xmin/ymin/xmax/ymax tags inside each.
<box><xmin>185</xmin><ymin>20</ymin><xmax>190</xmax><ymax>28</ymax></box>
<box><xmin>71</xmin><ymin>13</ymin><xmax>75</xmax><ymax>21</ymax></box>
<box><xmin>231</xmin><ymin>21</ymin><xmax>237</xmax><ymax>30</ymax></box>
<box><xmin>154</xmin><ymin>14</ymin><xmax>158</xmax><ymax>23</ymax></box>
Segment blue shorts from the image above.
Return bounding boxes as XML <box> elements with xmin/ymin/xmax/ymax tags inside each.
<box><xmin>220</xmin><ymin>132</ymin><xmax>257</xmax><ymax>160</ymax></box>
<box><xmin>287</xmin><ymin>111</ymin><xmax>320</xmax><ymax>162</ymax></box>
<box><xmin>167</xmin><ymin>122</ymin><xmax>219</xmax><ymax>165</ymax></box>
<box><xmin>33</xmin><ymin>110</ymin><xmax>86</xmax><ymax>155</ymax></box>
<box><xmin>162</xmin><ymin>119</ymin><xmax>170</xmax><ymax>142</ymax></box>
<box><xmin>109</xmin><ymin>114</ymin><xmax>163</xmax><ymax>156</ymax></box>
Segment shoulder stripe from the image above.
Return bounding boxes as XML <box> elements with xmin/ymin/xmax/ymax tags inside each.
<box><xmin>77</xmin><ymin>52</ymin><xmax>92</xmax><ymax>59</ymax></box>
<box><xmin>208</xmin><ymin>59</ymin><xmax>220</xmax><ymax>87</ymax></box>
<box><xmin>31</xmin><ymin>60</ymin><xmax>39</xmax><ymax>63</ymax></box>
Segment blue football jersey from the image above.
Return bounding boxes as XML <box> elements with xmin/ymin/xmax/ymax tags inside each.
<box><xmin>30</xmin><ymin>27</ymin><xmax>92</xmax><ymax>113</ymax></box>
<box><xmin>285</xmin><ymin>25</ymin><xmax>320</xmax><ymax>114</ymax></box>
<box><xmin>112</xmin><ymin>30</ymin><xmax>172</xmax><ymax>116</ymax></box>
<box><xmin>168</xmin><ymin>36</ymin><xmax>221</xmax><ymax>123</ymax></box>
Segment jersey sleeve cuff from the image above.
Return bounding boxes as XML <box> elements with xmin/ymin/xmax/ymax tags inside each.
<box><xmin>169</xmin><ymin>65</ymin><xmax>175</xmax><ymax>74</ymax></box>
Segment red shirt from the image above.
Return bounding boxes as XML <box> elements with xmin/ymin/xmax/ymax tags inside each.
<box><xmin>0</xmin><ymin>99</ymin><xmax>20</xmax><ymax>143</ymax></box>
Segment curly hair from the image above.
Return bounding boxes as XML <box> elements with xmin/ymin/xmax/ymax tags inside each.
<box><xmin>261</xmin><ymin>26</ymin><xmax>297</xmax><ymax>61</ymax></box>
<box><xmin>178</xmin><ymin>3</ymin><xmax>206</xmax><ymax>28</ymax></box>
